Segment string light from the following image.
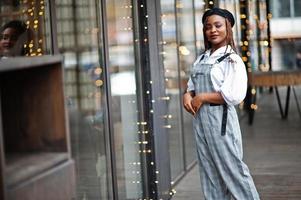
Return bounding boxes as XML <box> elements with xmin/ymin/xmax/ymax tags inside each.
<box><xmin>18</xmin><ymin>0</ymin><xmax>46</xmax><ymax>56</ymax></box>
<box><xmin>239</xmin><ymin>1</ymin><xmax>271</xmax><ymax>114</ymax></box>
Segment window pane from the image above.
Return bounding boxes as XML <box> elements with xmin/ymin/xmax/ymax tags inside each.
<box><xmin>248</xmin><ymin>0</ymin><xmax>259</xmax><ymax>71</ymax></box>
<box><xmin>258</xmin><ymin>0</ymin><xmax>270</xmax><ymax>71</ymax></box>
<box><xmin>176</xmin><ymin>0</ymin><xmax>197</xmax><ymax>167</ymax></box>
<box><xmin>106</xmin><ymin>0</ymin><xmax>143</xmax><ymax>199</ymax></box>
<box><xmin>0</xmin><ymin>0</ymin><xmax>52</xmax><ymax>58</ymax></box>
<box><xmin>271</xmin><ymin>0</ymin><xmax>291</xmax><ymax>18</ymax></box>
<box><xmin>194</xmin><ymin>0</ymin><xmax>205</xmax><ymax>53</ymax></box>
<box><xmin>160</xmin><ymin>0</ymin><xmax>184</xmax><ymax>180</ymax></box>
<box><xmin>273</xmin><ymin>39</ymin><xmax>301</xmax><ymax>70</ymax></box>
<box><xmin>294</xmin><ymin>0</ymin><xmax>301</xmax><ymax>16</ymax></box>
<box><xmin>55</xmin><ymin>0</ymin><xmax>111</xmax><ymax>199</ymax></box>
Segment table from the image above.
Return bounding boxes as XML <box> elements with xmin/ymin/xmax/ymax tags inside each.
<box><xmin>247</xmin><ymin>69</ymin><xmax>301</xmax><ymax>124</ymax></box>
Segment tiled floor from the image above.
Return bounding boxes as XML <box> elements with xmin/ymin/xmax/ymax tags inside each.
<box><xmin>172</xmin><ymin>86</ymin><xmax>301</xmax><ymax>200</ymax></box>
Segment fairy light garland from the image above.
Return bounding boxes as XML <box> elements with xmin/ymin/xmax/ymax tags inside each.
<box><xmin>21</xmin><ymin>0</ymin><xmax>45</xmax><ymax>56</ymax></box>
<box><xmin>130</xmin><ymin>1</ymin><xmax>167</xmax><ymax>198</ymax></box>
<box><xmin>239</xmin><ymin>0</ymin><xmax>257</xmax><ymax>115</ymax></box>
<box><xmin>159</xmin><ymin>2</ymin><xmax>181</xmax><ymax>199</ymax></box>
<box><xmin>121</xmin><ymin>2</ymin><xmax>148</xmax><ymax>193</ymax></box>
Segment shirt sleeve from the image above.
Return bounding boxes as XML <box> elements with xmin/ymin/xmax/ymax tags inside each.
<box><xmin>186</xmin><ymin>77</ymin><xmax>195</xmax><ymax>92</ymax></box>
<box><xmin>186</xmin><ymin>54</ymin><xmax>204</xmax><ymax>92</ymax></box>
<box><xmin>218</xmin><ymin>54</ymin><xmax>248</xmax><ymax>106</ymax></box>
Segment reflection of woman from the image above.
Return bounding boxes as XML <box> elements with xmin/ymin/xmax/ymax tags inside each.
<box><xmin>183</xmin><ymin>8</ymin><xmax>260</xmax><ymax>199</ymax></box>
<box><xmin>0</xmin><ymin>20</ymin><xmax>27</xmax><ymax>58</ymax></box>
<box><xmin>297</xmin><ymin>48</ymin><xmax>301</xmax><ymax>68</ymax></box>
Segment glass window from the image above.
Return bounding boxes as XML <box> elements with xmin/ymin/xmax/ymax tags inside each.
<box><xmin>246</xmin><ymin>0</ymin><xmax>270</xmax><ymax>72</ymax></box>
<box><xmin>271</xmin><ymin>0</ymin><xmax>291</xmax><ymax>18</ymax></box>
<box><xmin>176</xmin><ymin>0</ymin><xmax>197</xmax><ymax>167</ymax></box>
<box><xmin>273</xmin><ymin>39</ymin><xmax>301</xmax><ymax>70</ymax></box>
<box><xmin>160</xmin><ymin>0</ymin><xmax>184</xmax><ymax>180</ymax></box>
<box><xmin>194</xmin><ymin>0</ymin><xmax>205</xmax><ymax>53</ymax></box>
<box><xmin>294</xmin><ymin>0</ymin><xmax>301</xmax><ymax>17</ymax></box>
<box><xmin>257</xmin><ymin>0</ymin><xmax>270</xmax><ymax>72</ymax></box>
<box><xmin>55</xmin><ymin>0</ymin><xmax>111</xmax><ymax>199</ymax></box>
<box><xmin>106</xmin><ymin>0</ymin><xmax>143</xmax><ymax>199</ymax></box>
<box><xmin>0</xmin><ymin>0</ymin><xmax>52</xmax><ymax>58</ymax></box>
<box><xmin>248</xmin><ymin>0</ymin><xmax>259</xmax><ymax>71</ymax></box>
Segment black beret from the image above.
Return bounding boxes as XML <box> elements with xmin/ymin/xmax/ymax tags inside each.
<box><xmin>202</xmin><ymin>8</ymin><xmax>235</xmax><ymax>27</ymax></box>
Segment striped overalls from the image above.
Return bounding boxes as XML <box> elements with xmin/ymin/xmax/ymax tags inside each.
<box><xmin>191</xmin><ymin>54</ymin><xmax>260</xmax><ymax>200</ymax></box>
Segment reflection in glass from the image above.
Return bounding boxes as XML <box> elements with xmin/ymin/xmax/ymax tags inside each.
<box><xmin>0</xmin><ymin>0</ymin><xmax>52</xmax><ymax>58</ymax></box>
<box><xmin>161</xmin><ymin>0</ymin><xmax>184</xmax><ymax>180</ymax></box>
<box><xmin>248</xmin><ymin>1</ymin><xmax>259</xmax><ymax>72</ymax></box>
<box><xmin>294</xmin><ymin>0</ymin><xmax>301</xmax><ymax>17</ymax></box>
<box><xmin>276</xmin><ymin>39</ymin><xmax>301</xmax><ymax>70</ymax></box>
<box><xmin>0</xmin><ymin>20</ymin><xmax>28</xmax><ymax>57</ymax></box>
<box><xmin>257</xmin><ymin>0</ymin><xmax>270</xmax><ymax>72</ymax></box>
<box><xmin>106</xmin><ymin>0</ymin><xmax>143</xmax><ymax>199</ymax></box>
<box><xmin>176</xmin><ymin>0</ymin><xmax>197</xmax><ymax>167</ymax></box>
<box><xmin>194</xmin><ymin>1</ymin><xmax>205</xmax><ymax>54</ymax></box>
<box><xmin>271</xmin><ymin>0</ymin><xmax>290</xmax><ymax>18</ymax></box>
<box><xmin>56</xmin><ymin>0</ymin><xmax>110</xmax><ymax>199</ymax></box>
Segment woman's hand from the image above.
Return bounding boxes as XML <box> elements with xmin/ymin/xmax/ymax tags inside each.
<box><xmin>183</xmin><ymin>92</ymin><xmax>196</xmax><ymax>115</ymax></box>
<box><xmin>191</xmin><ymin>94</ymin><xmax>204</xmax><ymax>115</ymax></box>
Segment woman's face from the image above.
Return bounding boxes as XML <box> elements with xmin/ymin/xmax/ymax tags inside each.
<box><xmin>204</xmin><ymin>15</ymin><xmax>227</xmax><ymax>50</ymax></box>
<box><xmin>0</xmin><ymin>27</ymin><xmax>19</xmax><ymax>56</ymax></box>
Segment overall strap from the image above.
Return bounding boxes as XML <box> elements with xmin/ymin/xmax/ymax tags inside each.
<box><xmin>199</xmin><ymin>52</ymin><xmax>233</xmax><ymax>64</ymax></box>
<box><xmin>216</xmin><ymin>52</ymin><xmax>233</xmax><ymax>136</ymax></box>
<box><xmin>198</xmin><ymin>54</ymin><xmax>205</xmax><ymax>63</ymax></box>
<box><xmin>221</xmin><ymin>104</ymin><xmax>227</xmax><ymax>136</ymax></box>
<box><xmin>216</xmin><ymin>52</ymin><xmax>232</xmax><ymax>64</ymax></box>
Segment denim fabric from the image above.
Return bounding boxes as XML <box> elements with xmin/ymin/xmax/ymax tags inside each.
<box><xmin>191</xmin><ymin>60</ymin><xmax>260</xmax><ymax>200</ymax></box>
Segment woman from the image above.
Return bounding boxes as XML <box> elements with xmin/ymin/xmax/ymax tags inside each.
<box><xmin>183</xmin><ymin>8</ymin><xmax>260</xmax><ymax>200</ymax></box>
<box><xmin>0</xmin><ymin>20</ymin><xmax>28</xmax><ymax>58</ymax></box>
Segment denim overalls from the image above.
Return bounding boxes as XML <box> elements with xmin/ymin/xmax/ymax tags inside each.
<box><xmin>191</xmin><ymin>54</ymin><xmax>260</xmax><ymax>200</ymax></box>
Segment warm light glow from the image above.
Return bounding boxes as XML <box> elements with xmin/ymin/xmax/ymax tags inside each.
<box><xmin>95</xmin><ymin>80</ymin><xmax>103</xmax><ymax>87</ymax></box>
<box><xmin>163</xmin><ymin>125</ymin><xmax>172</xmax><ymax>129</ymax></box>
<box><xmin>251</xmin><ymin>104</ymin><xmax>258</xmax><ymax>110</ymax></box>
<box><xmin>94</xmin><ymin>67</ymin><xmax>102</xmax><ymax>75</ymax></box>
<box><xmin>179</xmin><ymin>46</ymin><xmax>190</xmax><ymax>55</ymax></box>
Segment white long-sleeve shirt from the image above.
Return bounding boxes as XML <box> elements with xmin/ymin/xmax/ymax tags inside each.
<box><xmin>187</xmin><ymin>45</ymin><xmax>247</xmax><ymax>106</ymax></box>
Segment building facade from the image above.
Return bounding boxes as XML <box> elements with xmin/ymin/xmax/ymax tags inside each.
<box><xmin>1</xmin><ymin>0</ymin><xmax>296</xmax><ymax>199</ymax></box>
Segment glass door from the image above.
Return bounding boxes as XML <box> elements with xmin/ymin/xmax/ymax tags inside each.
<box><xmin>160</xmin><ymin>0</ymin><xmax>184</xmax><ymax>180</ymax></box>
<box><xmin>176</xmin><ymin>0</ymin><xmax>197</xmax><ymax>168</ymax></box>
<box><xmin>55</xmin><ymin>0</ymin><xmax>111</xmax><ymax>199</ymax></box>
<box><xmin>105</xmin><ymin>0</ymin><xmax>143</xmax><ymax>199</ymax></box>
